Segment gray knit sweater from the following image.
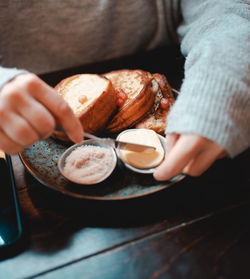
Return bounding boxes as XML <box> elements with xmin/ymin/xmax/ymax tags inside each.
<box><xmin>0</xmin><ymin>0</ymin><xmax>249</xmax><ymax>157</ymax></box>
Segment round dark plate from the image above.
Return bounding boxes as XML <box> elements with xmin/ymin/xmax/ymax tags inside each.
<box><xmin>19</xmin><ymin>137</ymin><xmax>185</xmax><ymax>200</ymax></box>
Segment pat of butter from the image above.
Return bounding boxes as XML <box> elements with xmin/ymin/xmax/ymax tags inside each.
<box><xmin>118</xmin><ymin>129</ymin><xmax>164</xmax><ymax>169</ymax></box>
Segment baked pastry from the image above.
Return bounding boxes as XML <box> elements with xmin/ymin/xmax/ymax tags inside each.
<box><xmin>52</xmin><ymin>74</ymin><xmax>117</xmax><ymax>141</ymax></box>
<box><xmin>135</xmin><ymin>73</ymin><xmax>175</xmax><ymax>135</ymax></box>
<box><xmin>103</xmin><ymin>69</ymin><xmax>157</xmax><ymax>133</ymax></box>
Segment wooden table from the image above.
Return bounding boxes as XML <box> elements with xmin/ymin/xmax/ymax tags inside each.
<box><xmin>1</xmin><ymin>47</ymin><xmax>250</xmax><ymax>279</ymax></box>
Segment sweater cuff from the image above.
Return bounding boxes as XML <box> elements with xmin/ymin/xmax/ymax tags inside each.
<box><xmin>0</xmin><ymin>67</ymin><xmax>29</xmax><ymax>90</ymax></box>
<box><xmin>166</xmin><ymin>68</ymin><xmax>250</xmax><ymax>157</ymax></box>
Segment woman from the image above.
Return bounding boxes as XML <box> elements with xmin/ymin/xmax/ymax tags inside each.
<box><xmin>0</xmin><ymin>0</ymin><xmax>249</xmax><ymax>180</ymax></box>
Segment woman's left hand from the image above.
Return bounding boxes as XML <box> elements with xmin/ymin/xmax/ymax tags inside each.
<box><xmin>153</xmin><ymin>133</ymin><xmax>227</xmax><ymax>181</ymax></box>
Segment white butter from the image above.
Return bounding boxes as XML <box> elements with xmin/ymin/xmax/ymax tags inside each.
<box><xmin>118</xmin><ymin>129</ymin><xmax>164</xmax><ymax>169</ymax></box>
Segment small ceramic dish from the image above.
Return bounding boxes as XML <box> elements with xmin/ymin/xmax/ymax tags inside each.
<box><xmin>58</xmin><ymin>139</ymin><xmax>117</xmax><ymax>185</ymax></box>
<box><xmin>116</xmin><ymin>129</ymin><xmax>166</xmax><ymax>174</ymax></box>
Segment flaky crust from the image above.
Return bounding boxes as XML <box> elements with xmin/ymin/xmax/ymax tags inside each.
<box><xmin>104</xmin><ymin>69</ymin><xmax>156</xmax><ymax>133</ymax></box>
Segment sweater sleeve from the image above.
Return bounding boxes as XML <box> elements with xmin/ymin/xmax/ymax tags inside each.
<box><xmin>165</xmin><ymin>0</ymin><xmax>250</xmax><ymax>157</ymax></box>
<box><xmin>0</xmin><ymin>66</ymin><xmax>28</xmax><ymax>90</ymax></box>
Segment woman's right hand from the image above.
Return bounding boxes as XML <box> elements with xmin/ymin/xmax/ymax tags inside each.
<box><xmin>0</xmin><ymin>73</ymin><xmax>83</xmax><ymax>154</ymax></box>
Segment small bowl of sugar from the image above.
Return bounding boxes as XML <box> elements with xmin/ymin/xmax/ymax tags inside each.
<box><xmin>58</xmin><ymin>139</ymin><xmax>117</xmax><ymax>185</ymax></box>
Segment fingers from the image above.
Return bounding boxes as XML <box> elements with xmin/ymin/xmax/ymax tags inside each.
<box><xmin>0</xmin><ymin>129</ymin><xmax>24</xmax><ymax>155</ymax></box>
<box><xmin>182</xmin><ymin>147</ymin><xmax>226</xmax><ymax>176</ymax></box>
<box><xmin>165</xmin><ymin>133</ymin><xmax>179</xmax><ymax>156</ymax></box>
<box><xmin>11</xmin><ymin>94</ymin><xmax>56</xmax><ymax>139</ymax></box>
<box><xmin>0</xmin><ymin>110</ymin><xmax>39</xmax><ymax>146</ymax></box>
<box><xmin>153</xmin><ymin>134</ymin><xmax>226</xmax><ymax>181</ymax></box>
<box><xmin>0</xmin><ymin>73</ymin><xmax>83</xmax><ymax>154</ymax></box>
<box><xmin>154</xmin><ymin>134</ymin><xmax>202</xmax><ymax>181</ymax></box>
<box><xmin>26</xmin><ymin>75</ymin><xmax>83</xmax><ymax>143</ymax></box>
<box><xmin>3</xmin><ymin>73</ymin><xmax>83</xmax><ymax>144</ymax></box>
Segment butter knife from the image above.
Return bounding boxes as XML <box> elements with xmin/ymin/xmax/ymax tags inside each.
<box><xmin>84</xmin><ymin>132</ymin><xmax>156</xmax><ymax>153</ymax></box>
<box><xmin>55</xmin><ymin>126</ymin><xmax>156</xmax><ymax>152</ymax></box>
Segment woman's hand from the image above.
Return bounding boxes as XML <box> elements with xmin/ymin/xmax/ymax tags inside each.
<box><xmin>153</xmin><ymin>133</ymin><xmax>227</xmax><ymax>181</ymax></box>
<box><xmin>0</xmin><ymin>73</ymin><xmax>83</xmax><ymax>154</ymax></box>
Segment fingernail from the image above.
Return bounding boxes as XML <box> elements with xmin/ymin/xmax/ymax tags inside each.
<box><xmin>153</xmin><ymin>169</ymin><xmax>168</xmax><ymax>181</ymax></box>
<box><xmin>41</xmin><ymin>131</ymin><xmax>53</xmax><ymax>140</ymax></box>
<box><xmin>73</xmin><ymin>134</ymin><xmax>83</xmax><ymax>143</ymax></box>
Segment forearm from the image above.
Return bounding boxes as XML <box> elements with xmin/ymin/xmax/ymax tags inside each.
<box><xmin>166</xmin><ymin>0</ymin><xmax>250</xmax><ymax>157</ymax></box>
